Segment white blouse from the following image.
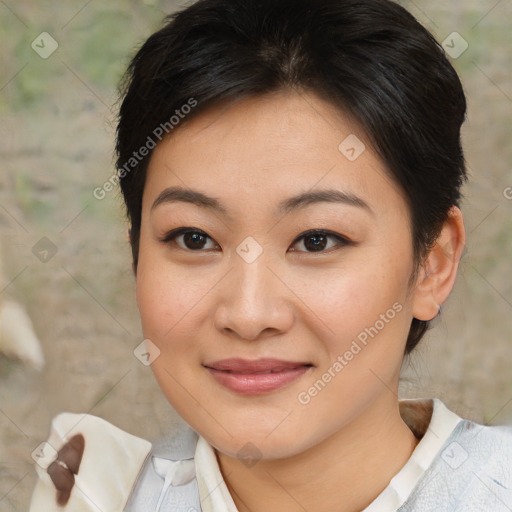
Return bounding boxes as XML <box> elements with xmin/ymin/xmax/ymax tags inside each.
<box><xmin>32</xmin><ymin>397</ymin><xmax>512</xmax><ymax>511</ymax></box>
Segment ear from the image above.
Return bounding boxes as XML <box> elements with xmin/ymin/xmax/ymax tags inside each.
<box><xmin>412</xmin><ymin>206</ymin><xmax>466</xmax><ymax>321</ymax></box>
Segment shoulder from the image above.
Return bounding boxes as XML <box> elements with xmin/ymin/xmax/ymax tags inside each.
<box><xmin>400</xmin><ymin>415</ymin><xmax>512</xmax><ymax>511</ymax></box>
<box><xmin>30</xmin><ymin>412</ymin><xmax>202</xmax><ymax>512</ymax></box>
<box><xmin>30</xmin><ymin>412</ymin><xmax>152</xmax><ymax>512</ymax></box>
<box><xmin>451</xmin><ymin>417</ymin><xmax>512</xmax><ymax>474</ymax></box>
<box><xmin>453</xmin><ymin>419</ymin><xmax>512</xmax><ymax>488</ymax></box>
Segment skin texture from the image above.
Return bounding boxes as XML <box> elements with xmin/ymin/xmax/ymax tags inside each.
<box><xmin>135</xmin><ymin>90</ymin><xmax>465</xmax><ymax>512</ymax></box>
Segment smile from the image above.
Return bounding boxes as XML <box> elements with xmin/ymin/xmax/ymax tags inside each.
<box><xmin>203</xmin><ymin>358</ymin><xmax>314</xmax><ymax>395</ymax></box>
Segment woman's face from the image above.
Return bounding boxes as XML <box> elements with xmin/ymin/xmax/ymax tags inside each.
<box><xmin>136</xmin><ymin>90</ymin><xmax>417</xmax><ymax>459</ymax></box>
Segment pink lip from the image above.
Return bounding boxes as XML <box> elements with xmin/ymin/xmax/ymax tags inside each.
<box><xmin>203</xmin><ymin>358</ymin><xmax>313</xmax><ymax>395</ymax></box>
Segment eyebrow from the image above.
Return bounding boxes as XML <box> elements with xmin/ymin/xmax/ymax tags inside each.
<box><xmin>151</xmin><ymin>186</ymin><xmax>373</xmax><ymax>217</ymax></box>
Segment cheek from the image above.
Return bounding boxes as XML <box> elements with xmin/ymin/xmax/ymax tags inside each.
<box><xmin>135</xmin><ymin>256</ymin><xmax>209</xmax><ymax>410</ymax></box>
<box><xmin>136</xmin><ymin>261</ymin><xmax>173</xmax><ymax>340</ymax></box>
<box><xmin>291</xmin><ymin>265</ymin><xmax>410</xmax><ymax>423</ymax></box>
<box><xmin>300</xmin><ymin>254</ymin><xmax>410</xmax><ymax>345</ymax></box>
<box><xmin>135</xmin><ymin>253</ymin><xmax>216</xmax><ymax>346</ymax></box>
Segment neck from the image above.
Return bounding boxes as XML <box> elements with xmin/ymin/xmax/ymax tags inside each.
<box><xmin>216</xmin><ymin>393</ymin><xmax>419</xmax><ymax>512</ymax></box>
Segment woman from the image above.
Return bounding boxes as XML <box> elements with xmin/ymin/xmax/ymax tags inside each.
<box><xmin>30</xmin><ymin>0</ymin><xmax>512</xmax><ymax>510</ymax></box>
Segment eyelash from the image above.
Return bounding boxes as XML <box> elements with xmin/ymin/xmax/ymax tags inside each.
<box><xmin>159</xmin><ymin>227</ymin><xmax>352</xmax><ymax>254</ymax></box>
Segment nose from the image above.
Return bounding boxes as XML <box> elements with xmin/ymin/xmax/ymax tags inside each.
<box><xmin>213</xmin><ymin>252</ymin><xmax>294</xmax><ymax>341</ymax></box>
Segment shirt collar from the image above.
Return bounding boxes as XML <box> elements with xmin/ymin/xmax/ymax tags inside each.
<box><xmin>194</xmin><ymin>398</ymin><xmax>463</xmax><ymax>512</ymax></box>
<box><xmin>195</xmin><ymin>436</ymin><xmax>239</xmax><ymax>512</ymax></box>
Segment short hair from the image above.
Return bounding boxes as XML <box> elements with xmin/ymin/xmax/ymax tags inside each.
<box><xmin>115</xmin><ymin>0</ymin><xmax>467</xmax><ymax>354</ymax></box>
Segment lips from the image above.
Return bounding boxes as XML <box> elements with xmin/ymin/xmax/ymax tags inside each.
<box><xmin>205</xmin><ymin>358</ymin><xmax>311</xmax><ymax>373</ymax></box>
<box><xmin>203</xmin><ymin>358</ymin><xmax>313</xmax><ymax>394</ymax></box>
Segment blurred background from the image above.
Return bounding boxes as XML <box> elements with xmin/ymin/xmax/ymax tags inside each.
<box><xmin>0</xmin><ymin>0</ymin><xmax>510</xmax><ymax>509</ymax></box>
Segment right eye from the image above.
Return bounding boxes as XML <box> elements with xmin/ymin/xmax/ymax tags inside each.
<box><xmin>159</xmin><ymin>227</ymin><xmax>220</xmax><ymax>251</ymax></box>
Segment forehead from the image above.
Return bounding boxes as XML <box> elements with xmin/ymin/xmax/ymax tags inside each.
<box><xmin>143</xmin><ymin>90</ymin><xmax>405</xmax><ymax>217</ymax></box>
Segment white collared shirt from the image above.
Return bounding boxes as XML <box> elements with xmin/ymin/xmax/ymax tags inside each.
<box><xmin>30</xmin><ymin>398</ymin><xmax>512</xmax><ymax>511</ymax></box>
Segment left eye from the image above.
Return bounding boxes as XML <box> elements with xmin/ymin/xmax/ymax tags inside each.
<box><xmin>161</xmin><ymin>228</ymin><xmax>351</xmax><ymax>252</ymax></box>
<box><xmin>292</xmin><ymin>230</ymin><xmax>350</xmax><ymax>252</ymax></box>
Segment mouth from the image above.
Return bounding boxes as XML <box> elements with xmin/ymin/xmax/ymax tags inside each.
<box><xmin>203</xmin><ymin>358</ymin><xmax>314</xmax><ymax>395</ymax></box>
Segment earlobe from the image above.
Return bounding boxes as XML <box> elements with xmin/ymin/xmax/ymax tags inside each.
<box><xmin>412</xmin><ymin>206</ymin><xmax>466</xmax><ymax>321</ymax></box>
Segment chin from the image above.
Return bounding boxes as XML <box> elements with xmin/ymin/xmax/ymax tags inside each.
<box><xmin>201</xmin><ymin>415</ymin><xmax>328</xmax><ymax>462</ymax></box>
